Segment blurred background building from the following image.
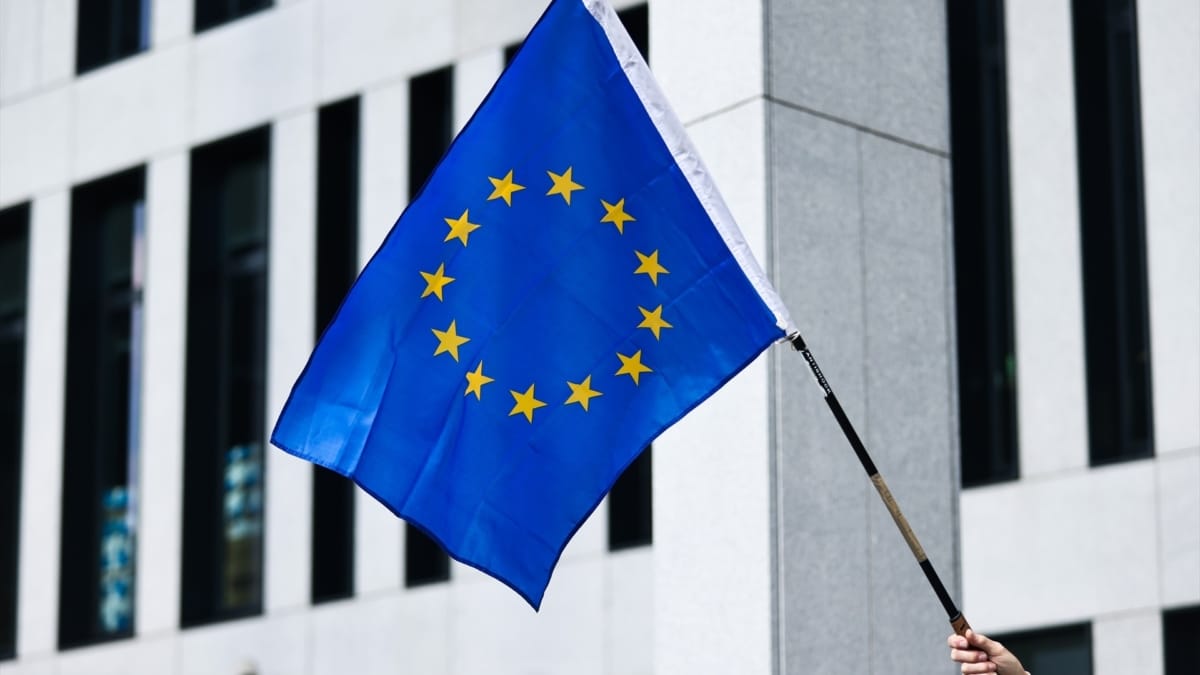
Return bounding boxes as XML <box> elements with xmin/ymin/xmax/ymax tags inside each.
<box><xmin>0</xmin><ymin>0</ymin><xmax>1195</xmax><ymax>673</ymax></box>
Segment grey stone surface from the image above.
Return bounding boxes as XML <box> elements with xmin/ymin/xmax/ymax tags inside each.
<box><xmin>768</xmin><ymin>100</ymin><xmax>958</xmax><ymax>672</ymax></box>
<box><xmin>771</xmin><ymin>106</ymin><xmax>872</xmax><ymax>675</ymax></box>
<box><xmin>767</xmin><ymin>0</ymin><xmax>949</xmax><ymax>153</ymax></box>
<box><xmin>860</xmin><ymin>133</ymin><xmax>959</xmax><ymax>672</ymax></box>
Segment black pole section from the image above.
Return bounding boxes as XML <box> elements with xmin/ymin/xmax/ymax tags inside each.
<box><xmin>787</xmin><ymin>331</ymin><xmax>971</xmax><ymax>637</ymax></box>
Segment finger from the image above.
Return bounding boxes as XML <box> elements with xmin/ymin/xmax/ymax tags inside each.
<box><xmin>961</xmin><ymin>662</ymin><xmax>997</xmax><ymax>674</ymax></box>
<box><xmin>949</xmin><ymin>648</ymin><xmax>989</xmax><ymax>663</ymax></box>
<box><xmin>948</xmin><ymin>634</ymin><xmax>969</xmax><ymax>649</ymax></box>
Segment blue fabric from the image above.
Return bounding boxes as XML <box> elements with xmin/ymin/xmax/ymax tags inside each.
<box><xmin>272</xmin><ymin>0</ymin><xmax>786</xmax><ymax>608</ymax></box>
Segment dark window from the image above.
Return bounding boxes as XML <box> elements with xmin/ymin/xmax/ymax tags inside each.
<box><xmin>608</xmin><ymin>447</ymin><xmax>652</xmax><ymax>550</ymax></box>
<box><xmin>404</xmin><ymin>66</ymin><xmax>454</xmax><ymax>586</ymax></box>
<box><xmin>1164</xmin><ymin>606</ymin><xmax>1200</xmax><ymax>675</ymax></box>
<box><xmin>0</xmin><ymin>203</ymin><xmax>30</xmax><ymax>662</ymax></box>
<box><xmin>997</xmin><ymin>622</ymin><xmax>1092</xmax><ymax>675</ymax></box>
<box><xmin>311</xmin><ymin>97</ymin><xmax>360</xmax><ymax>604</ymax></box>
<box><xmin>181</xmin><ymin>127</ymin><xmax>270</xmax><ymax>626</ymax></box>
<box><xmin>1072</xmin><ymin>0</ymin><xmax>1154</xmax><ymax>466</ymax></box>
<box><xmin>59</xmin><ymin>167</ymin><xmax>145</xmax><ymax>648</ymax></box>
<box><xmin>617</xmin><ymin>4</ymin><xmax>649</xmax><ymax>62</ymax></box>
<box><xmin>604</xmin><ymin>4</ymin><xmax>652</xmax><ymax>551</ymax></box>
<box><xmin>404</xmin><ymin>528</ymin><xmax>449</xmax><ymax>588</ymax></box>
<box><xmin>503</xmin><ymin>42</ymin><xmax>521</xmax><ymax>67</ymax></box>
<box><xmin>947</xmin><ymin>0</ymin><xmax>1019</xmax><ymax>486</ymax></box>
<box><xmin>505</xmin><ymin>4</ymin><xmax>646</xmax><ymax>68</ymax></box>
<box><xmin>76</xmin><ymin>0</ymin><xmax>148</xmax><ymax>74</ymax></box>
<box><xmin>407</xmin><ymin>66</ymin><xmax>454</xmax><ymax>202</ymax></box>
<box><xmin>194</xmin><ymin>0</ymin><xmax>272</xmax><ymax>33</ymax></box>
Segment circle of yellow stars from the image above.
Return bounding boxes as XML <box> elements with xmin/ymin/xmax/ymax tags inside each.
<box><xmin>420</xmin><ymin>166</ymin><xmax>673</xmax><ymax>423</ymax></box>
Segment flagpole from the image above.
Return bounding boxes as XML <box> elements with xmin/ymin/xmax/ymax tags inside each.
<box><xmin>787</xmin><ymin>331</ymin><xmax>971</xmax><ymax>637</ymax></box>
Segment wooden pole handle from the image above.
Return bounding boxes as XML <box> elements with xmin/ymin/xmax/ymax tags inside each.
<box><xmin>951</xmin><ymin>613</ymin><xmax>971</xmax><ymax>636</ymax></box>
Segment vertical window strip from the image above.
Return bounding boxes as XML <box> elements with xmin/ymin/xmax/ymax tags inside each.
<box><xmin>1071</xmin><ymin>0</ymin><xmax>1154</xmax><ymax>465</ymax></box>
<box><xmin>0</xmin><ymin>203</ymin><xmax>30</xmax><ymax>661</ymax></box>
<box><xmin>404</xmin><ymin>66</ymin><xmax>455</xmax><ymax>587</ymax></box>
<box><xmin>605</xmin><ymin>3</ymin><xmax>653</xmax><ymax>551</ymax></box>
<box><xmin>311</xmin><ymin>96</ymin><xmax>361</xmax><ymax>604</ymax></box>
<box><xmin>407</xmin><ymin>66</ymin><xmax>455</xmax><ymax>202</ymax></box>
<box><xmin>182</xmin><ymin>127</ymin><xmax>271</xmax><ymax>626</ymax></box>
<box><xmin>608</xmin><ymin>447</ymin><xmax>653</xmax><ymax>550</ymax></box>
<box><xmin>59</xmin><ymin>167</ymin><xmax>145</xmax><ymax>648</ymax></box>
<box><xmin>947</xmin><ymin>0</ymin><xmax>1019</xmax><ymax>486</ymax></box>
<box><xmin>617</xmin><ymin>4</ymin><xmax>649</xmax><ymax>62</ymax></box>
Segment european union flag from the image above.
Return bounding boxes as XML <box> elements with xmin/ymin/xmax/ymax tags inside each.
<box><xmin>272</xmin><ymin>0</ymin><xmax>795</xmax><ymax>608</ymax></box>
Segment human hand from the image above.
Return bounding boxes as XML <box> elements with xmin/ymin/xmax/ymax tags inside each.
<box><xmin>947</xmin><ymin>629</ymin><xmax>1028</xmax><ymax>675</ymax></box>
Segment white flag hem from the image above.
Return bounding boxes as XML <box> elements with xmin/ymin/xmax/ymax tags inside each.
<box><xmin>582</xmin><ymin>0</ymin><xmax>797</xmax><ymax>336</ymax></box>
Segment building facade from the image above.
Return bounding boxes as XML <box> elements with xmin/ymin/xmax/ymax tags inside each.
<box><xmin>0</xmin><ymin>0</ymin><xmax>1195</xmax><ymax>674</ymax></box>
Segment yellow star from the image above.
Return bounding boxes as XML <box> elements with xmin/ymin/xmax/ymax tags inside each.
<box><xmin>444</xmin><ymin>209</ymin><xmax>481</xmax><ymax>246</ymax></box>
<box><xmin>487</xmin><ymin>170</ymin><xmax>525</xmax><ymax>206</ymax></box>
<box><xmin>600</xmin><ymin>198</ymin><xmax>636</xmax><ymax>234</ymax></box>
<box><xmin>508</xmin><ymin>384</ymin><xmax>547</xmax><ymax>422</ymax></box>
<box><xmin>431</xmin><ymin>320</ymin><xmax>470</xmax><ymax>362</ymax></box>
<box><xmin>419</xmin><ymin>263</ymin><xmax>455</xmax><ymax>301</ymax></box>
<box><xmin>637</xmin><ymin>305</ymin><xmax>673</xmax><ymax>340</ymax></box>
<box><xmin>564</xmin><ymin>375</ymin><xmax>603</xmax><ymax>411</ymax></box>
<box><xmin>464</xmin><ymin>361</ymin><xmax>494</xmax><ymax>400</ymax></box>
<box><xmin>546</xmin><ymin>166</ymin><xmax>584</xmax><ymax>205</ymax></box>
<box><xmin>615</xmin><ymin>350</ymin><xmax>652</xmax><ymax>386</ymax></box>
<box><xmin>634</xmin><ymin>249</ymin><xmax>669</xmax><ymax>286</ymax></box>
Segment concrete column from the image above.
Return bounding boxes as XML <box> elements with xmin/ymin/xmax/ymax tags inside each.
<box><xmin>137</xmin><ymin>153</ymin><xmax>189</xmax><ymax>635</ymax></box>
<box><xmin>264</xmin><ymin>111</ymin><xmax>317</xmax><ymax>612</ymax></box>
<box><xmin>354</xmin><ymin>81</ymin><xmax>410</xmax><ymax>594</ymax></box>
<box><xmin>1138</xmin><ymin>0</ymin><xmax>1200</xmax><ymax>456</ymax></box>
<box><xmin>452</xmin><ymin>48</ymin><xmax>503</xmax><ymax>134</ymax></box>
<box><xmin>767</xmin><ymin>1</ymin><xmax>958</xmax><ymax>673</ymax></box>
<box><xmin>0</xmin><ymin>0</ymin><xmax>39</xmax><ymax>101</ymax></box>
<box><xmin>16</xmin><ymin>191</ymin><xmax>70</xmax><ymax>658</ymax></box>
<box><xmin>1006</xmin><ymin>0</ymin><xmax>1088</xmax><ymax>477</ymax></box>
<box><xmin>1094</xmin><ymin>611</ymin><xmax>1163</xmax><ymax>675</ymax></box>
<box><xmin>651</xmin><ymin>2</ymin><xmax>775</xmax><ymax>674</ymax></box>
<box><xmin>37</xmin><ymin>0</ymin><xmax>74</xmax><ymax>88</ymax></box>
<box><xmin>152</xmin><ymin>0</ymin><xmax>195</xmax><ymax>48</ymax></box>
<box><xmin>653</xmin><ymin>0</ymin><xmax>957</xmax><ymax>671</ymax></box>
<box><xmin>0</xmin><ymin>86</ymin><xmax>71</xmax><ymax>206</ymax></box>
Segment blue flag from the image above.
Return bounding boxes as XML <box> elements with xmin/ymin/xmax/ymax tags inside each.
<box><xmin>272</xmin><ymin>0</ymin><xmax>794</xmax><ymax>608</ymax></box>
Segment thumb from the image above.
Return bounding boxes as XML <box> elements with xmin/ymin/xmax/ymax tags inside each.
<box><xmin>968</xmin><ymin>631</ymin><xmax>1007</xmax><ymax>658</ymax></box>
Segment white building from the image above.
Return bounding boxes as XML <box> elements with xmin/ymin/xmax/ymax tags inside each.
<box><xmin>0</xmin><ymin>0</ymin><xmax>1195</xmax><ymax>674</ymax></box>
